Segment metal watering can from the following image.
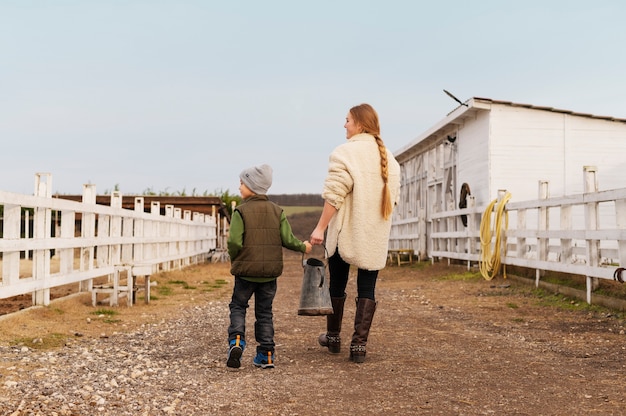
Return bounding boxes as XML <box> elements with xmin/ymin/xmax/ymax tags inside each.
<box><xmin>297</xmin><ymin>253</ymin><xmax>333</xmax><ymax>316</ymax></box>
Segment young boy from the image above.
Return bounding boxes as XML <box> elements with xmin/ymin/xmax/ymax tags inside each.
<box><xmin>226</xmin><ymin>164</ymin><xmax>312</xmax><ymax>369</ymax></box>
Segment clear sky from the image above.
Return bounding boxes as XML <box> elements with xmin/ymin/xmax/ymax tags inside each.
<box><xmin>2</xmin><ymin>1</ymin><xmax>625</xmax><ymax>197</ymax></box>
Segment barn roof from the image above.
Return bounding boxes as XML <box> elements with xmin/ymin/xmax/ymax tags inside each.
<box><xmin>394</xmin><ymin>97</ymin><xmax>626</xmax><ymax>162</ymax></box>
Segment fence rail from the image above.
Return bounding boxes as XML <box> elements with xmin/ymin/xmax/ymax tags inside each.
<box><xmin>426</xmin><ymin>169</ymin><xmax>626</xmax><ymax>304</ymax></box>
<box><xmin>0</xmin><ymin>174</ymin><xmax>218</xmax><ymax>306</ymax></box>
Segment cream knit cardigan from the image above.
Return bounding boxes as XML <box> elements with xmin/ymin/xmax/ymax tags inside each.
<box><xmin>322</xmin><ymin>133</ymin><xmax>401</xmax><ymax>270</ymax></box>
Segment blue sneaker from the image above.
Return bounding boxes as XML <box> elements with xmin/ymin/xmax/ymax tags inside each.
<box><xmin>253</xmin><ymin>351</ymin><xmax>275</xmax><ymax>369</ymax></box>
<box><xmin>227</xmin><ymin>335</ymin><xmax>246</xmax><ymax>368</ymax></box>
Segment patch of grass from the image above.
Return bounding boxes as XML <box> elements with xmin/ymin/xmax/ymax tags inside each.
<box><xmin>478</xmin><ymin>284</ymin><xmax>625</xmax><ymax>320</ymax></box>
<box><xmin>11</xmin><ymin>333</ymin><xmax>67</xmax><ymax>350</ymax></box>
<box><xmin>435</xmin><ymin>271</ymin><xmax>482</xmax><ymax>282</ymax></box>
<box><xmin>91</xmin><ymin>308</ymin><xmax>119</xmax><ymax>316</ymax></box>
<box><xmin>594</xmin><ymin>286</ymin><xmax>626</xmax><ymax>301</ymax></box>
<box><xmin>91</xmin><ymin>309</ymin><xmax>121</xmax><ymax>323</ymax></box>
<box><xmin>405</xmin><ymin>261</ymin><xmax>431</xmax><ymax>271</ymax></box>
<box><xmin>49</xmin><ymin>307</ymin><xmax>65</xmax><ymax>315</ymax></box>
<box><xmin>509</xmin><ymin>265</ymin><xmax>626</xmax><ymax>302</ymax></box>
<box><xmin>532</xmin><ymin>289</ymin><xmax>605</xmax><ymax>313</ymax></box>
<box><xmin>540</xmin><ymin>272</ymin><xmax>625</xmax><ymax>301</ymax></box>
<box><xmin>541</xmin><ymin>275</ymin><xmax>586</xmax><ymax>291</ymax></box>
<box><xmin>167</xmin><ymin>280</ymin><xmax>197</xmax><ymax>290</ymax></box>
<box><xmin>197</xmin><ymin>279</ymin><xmax>229</xmax><ymax>292</ymax></box>
<box><xmin>157</xmin><ymin>286</ymin><xmax>174</xmax><ymax>296</ymax></box>
<box><xmin>388</xmin><ymin>260</ymin><xmax>437</xmax><ymax>271</ymax></box>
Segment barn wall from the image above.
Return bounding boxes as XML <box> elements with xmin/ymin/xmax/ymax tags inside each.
<box><xmin>456</xmin><ymin>110</ymin><xmax>490</xmax><ymax>207</ymax></box>
<box><xmin>487</xmin><ymin>105</ymin><xmax>626</xmax><ymax>200</ymax></box>
<box><xmin>564</xmin><ymin>116</ymin><xmax>626</xmax><ymax>194</ymax></box>
<box><xmin>489</xmin><ymin>105</ymin><xmax>566</xmax><ymax>202</ymax></box>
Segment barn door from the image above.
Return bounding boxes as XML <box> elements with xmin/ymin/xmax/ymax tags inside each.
<box><xmin>426</xmin><ymin>138</ymin><xmax>458</xmax><ymax>259</ymax></box>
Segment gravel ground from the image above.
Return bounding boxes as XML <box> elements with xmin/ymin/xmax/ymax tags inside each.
<box><xmin>1</xmin><ymin>254</ymin><xmax>625</xmax><ymax>415</ymax></box>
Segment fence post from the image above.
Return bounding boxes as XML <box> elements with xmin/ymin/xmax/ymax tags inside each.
<box><xmin>536</xmin><ymin>181</ymin><xmax>549</xmax><ymax>287</ymax></box>
<box><xmin>79</xmin><ymin>184</ymin><xmax>97</xmax><ymax>293</ymax></box>
<box><xmin>466</xmin><ymin>195</ymin><xmax>476</xmax><ymax>270</ymax></box>
<box><xmin>616</xmin><ymin>197</ymin><xmax>626</xmax><ymax>270</ymax></box>
<box><xmin>516</xmin><ymin>198</ymin><xmax>527</xmax><ymax>274</ymax></box>
<box><xmin>2</xmin><ymin>204</ymin><xmax>21</xmax><ymax>288</ymax></box>
<box><xmin>584</xmin><ymin>166</ymin><xmax>599</xmax><ymax>303</ymax></box>
<box><xmin>32</xmin><ymin>173</ymin><xmax>52</xmax><ymax>305</ymax></box>
<box><xmin>59</xmin><ymin>208</ymin><xmax>75</xmax><ymax>275</ymax></box>
<box><xmin>121</xmin><ymin>196</ymin><xmax>134</xmax><ymax>264</ymax></box>
<box><xmin>149</xmin><ymin>201</ymin><xmax>160</xmax><ymax>270</ymax></box>
<box><xmin>446</xmin><ymin>194</ymin><xmax>455</xmax><ymax>262</ymax></box>
<box><xmin>24</xmin><ymin>210</ymin><xmax>30</xmax><ymax>259</ymax></box>
<box><xmin>560</xmin><ymin>185</ymin><xmax>573</xmax><ymax>266</ymax></box>
<box><xmin>96</xmin><ymin>205</ymin><xmax>110</xmax><ymax>268</ymax></box>
<box><xmin>110</xmin><ymin>192</ymin><xmax>122</xmax><ymax>266</ymax></box>
<box><xmin>133</xmin><ymin>197</ymin><xmax>145</xmax><ymax>264</ymax></box>
<box><xmin>180</xmin><ymin>209</ymin><xmax>190</xmax><ymax>267</ymax></box>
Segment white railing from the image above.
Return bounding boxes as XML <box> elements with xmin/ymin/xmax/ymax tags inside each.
<box><xmin>428</xmin><ymin>168</ymin><xmax>626</xmax><ymax>303</ymax></box>
<box><xmin>0</xmin><ymin>174</ymin><xmax>218</xmax><ymax>306</ymax></box>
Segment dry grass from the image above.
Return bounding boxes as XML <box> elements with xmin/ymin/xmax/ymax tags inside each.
<box><xmin>0</xmin><ymin>262</ymin><xmax>233</xmax><ymax>349</ymax></box>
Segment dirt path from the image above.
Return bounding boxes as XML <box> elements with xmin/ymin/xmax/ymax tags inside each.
<box><xmin>1</xmin><ymin>252</ymin><xmax>625</xmax><ymax>415</ymax></box>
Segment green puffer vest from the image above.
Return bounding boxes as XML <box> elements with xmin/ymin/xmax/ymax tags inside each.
<box><xmin>230</xmin><ymin>196</ymin><xmax>284</xmax><ymax>279</ymax></box>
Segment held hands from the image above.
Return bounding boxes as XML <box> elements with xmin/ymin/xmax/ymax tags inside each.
<box><xmin>303</xmin><ymin>241</ymin><xmax>313</xmax><ymax>253</ymax></box>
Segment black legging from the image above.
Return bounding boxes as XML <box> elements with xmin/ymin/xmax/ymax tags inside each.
<box><xmin>328</xmin><ymin>251</ymin><xmax>378</xmax><ymax>300</ymax></box>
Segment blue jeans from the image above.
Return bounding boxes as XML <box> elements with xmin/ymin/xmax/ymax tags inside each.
<box><xmin>228</xmin><ymin>277</ymin><xmax>277</xmax><ymax>354</ymax></box>
<box><xmin>328</xmin><ymin>251</ymin><xmax>378</xmax><ymax>300</ymax></box>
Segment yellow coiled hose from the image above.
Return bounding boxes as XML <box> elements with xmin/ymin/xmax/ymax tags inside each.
<box><xmin>479</xmin><ymin>192</ymin><xmax>512</xmax><ymax>280</ymax></box>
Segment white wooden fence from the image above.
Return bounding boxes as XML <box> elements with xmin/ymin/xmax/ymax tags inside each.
<box><xmin>397</xmin><ymin>168</ymin><xmax>626</xmax><ymax>304</ymax></box>
<box><xmin>0</xmin><ymin>174</ymin><xmax>218</xmax><ymax>306</ymax></box>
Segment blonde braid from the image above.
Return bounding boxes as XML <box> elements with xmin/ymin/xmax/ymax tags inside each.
<box><xmin>375</xmin><ymin>135</ymin><xmax>392</xmax><ymax>220</ymax></box>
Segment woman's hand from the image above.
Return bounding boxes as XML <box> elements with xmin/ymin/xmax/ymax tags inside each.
<box><xmin>310</xmin><ymin>201</ymin><xmax>336</xmax><ymax>245</ymax></box>
<box><xmin>310</xmin><ymin>227</ymin><xmax>325</xmax><ymax>245</ymax></box>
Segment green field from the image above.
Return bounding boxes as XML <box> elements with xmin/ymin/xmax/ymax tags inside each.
<box><xmin>282</xmin><ymin>206</ymin><xmax>323</xmax><ymax>216</ymax></box>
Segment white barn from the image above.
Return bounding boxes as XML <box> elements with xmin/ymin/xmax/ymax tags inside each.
<box><xmin>390</xmin><ymin>97</ymin><xmax>626</xmax><ymax>261</ymax></box>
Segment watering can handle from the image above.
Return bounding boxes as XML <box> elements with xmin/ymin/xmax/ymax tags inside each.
<box><xmin>301</xmin><ymin>245</ymin><xmax>329</xmax><ymax>288</ymax></box>
<box><xmin>301</xmin><ymin>244</ymin><xmax>329</xmax><ymax>268</ymax></box>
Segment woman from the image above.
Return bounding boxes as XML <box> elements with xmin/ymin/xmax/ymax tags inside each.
<box><xmin>310</xmin><ymin>103</ymin><xmax>401</xmax><ymax>363</ymax></box>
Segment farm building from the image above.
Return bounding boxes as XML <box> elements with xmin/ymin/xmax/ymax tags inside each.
<box><xmin>389</xmin><ymin>97</ymin><xmax>626</xmax><ymax>261</ymax></box>
<box><xmin>54</xmin><ymin>195</ymin><xmax>228</xmax><ymax>219</ymax></box>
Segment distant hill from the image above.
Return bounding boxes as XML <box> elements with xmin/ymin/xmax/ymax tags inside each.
<box><xmin>268</xmin><ymin>194</ymin><xmax>323</xmax><ymax>207</ymax></box>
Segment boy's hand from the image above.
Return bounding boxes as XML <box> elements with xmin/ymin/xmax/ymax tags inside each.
<box><xmin>303</xmin><ymin>241</ymin><xmax>313</xmax><ymax>254</ymax></box>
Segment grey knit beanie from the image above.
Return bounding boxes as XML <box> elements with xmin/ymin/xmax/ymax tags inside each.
<box><xmin>240</xmin><ymin>164</ymin><xmax>273</xmax><ymax>195</ymax></box>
